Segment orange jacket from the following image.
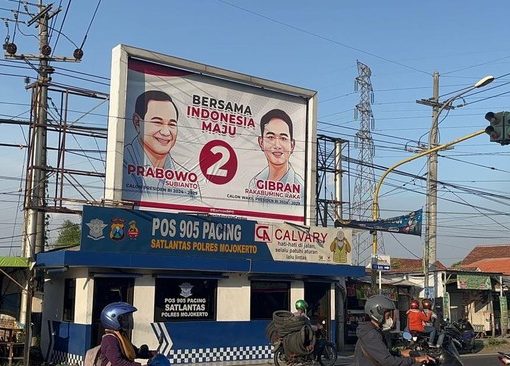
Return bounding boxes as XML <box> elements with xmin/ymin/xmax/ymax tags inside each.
<box><xmin>406</xmin><ymin>309</ymin><xmax>431</xmax><ymax>332</ymax></box>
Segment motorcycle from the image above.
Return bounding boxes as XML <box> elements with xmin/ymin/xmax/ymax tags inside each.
<box><xmin>401</xmin><ymin>326</ymin><xmax>464</xmax><ymax>366</ymax></box>
<box><xmin>273</xmin><ymin>320</ymin><xmax>337</xmax><ymax>366</ymax></box>
<box><xmin>439</xmin><ymin>319</ymin><xmax>475</xmax><ymax>353</ymax></box>
<box><xmin>498</xmin><ymin>351</ymin><xmax>510</xmax><ymax>365</ymax></box>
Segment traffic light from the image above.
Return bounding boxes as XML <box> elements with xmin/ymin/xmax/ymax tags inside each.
<box><xmin>485</xmin><ymin>111</ymin><xmax>510</xmax><ymax>145</ymax></box>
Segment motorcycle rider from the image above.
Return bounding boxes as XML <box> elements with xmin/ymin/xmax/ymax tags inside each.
<box><xmin>353</xmin><ymin>294</ymin><xmax>433</xmax><ymax>366</ymax></box>
<box><xmin>406</xmin><ymin>299</ymin><xmax>437</xmax><ymax>347</ymax></box>
<box><xmin>421</xmin><ymin>298</ymin><xmax>442</xmax><ymax>346</ymax></box>
<box><xmin>293</xmin><ymin>299</ymin><xmax>324</xmax><ymax>353</ymax></box>
<box><xmin>294</xmin><ymin>299</ymin><xmax>323</xmax><ymax>332</ymax></box>
<box><xmin>99</xmin><ymin>302</ymin><xmax>156</xmax><ymax>366</ymax></box>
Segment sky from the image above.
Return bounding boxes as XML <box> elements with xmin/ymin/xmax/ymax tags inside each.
<box><xmin>0</xmin><ymin>0</ymin><xmax>509</xmax><ymax>265</ymax></box>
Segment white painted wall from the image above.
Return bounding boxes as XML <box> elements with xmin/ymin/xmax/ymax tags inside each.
<box><xmin>329</xmin><ymin>283</ymin><xmax>336</xmax><ymax>319</ymax></box>
<box><xmin>290</xmin><ymin>281</ymin><xmax>304</xmax><ymax>311</ymax></box>
<box><xmin>132</xmin><ymin>275</ymin><xmax>157</xmax><ymax>348</ymax></box>
<box><xmin>217</xmin><ymin>274</ymin><xmax>250</xmax><ymax>321</ymax></box>
<box><xmin>74</xmin><ymin>269</ymin><xmax>93</xmax><ymax>324</ymax></box>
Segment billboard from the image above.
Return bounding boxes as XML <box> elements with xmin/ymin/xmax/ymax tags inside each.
<box><xmin>81</xmin><ymin>205</ymin><xmax>353</xmax><ymax>266</ymax></box>
<box><xmin>106</xmin><ymin>45</ymin><xmax>317</xmax><ymax>224</ymax></box>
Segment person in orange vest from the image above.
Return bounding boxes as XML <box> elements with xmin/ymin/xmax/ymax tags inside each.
<box><xmin>406</xmin><ymin>299</ymin><xmax>436</xmax><ymax>347</ymax></box>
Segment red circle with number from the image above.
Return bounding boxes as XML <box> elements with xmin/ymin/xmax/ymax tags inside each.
<box><xmin>199</xmin><ymin>140</ymin><xmax>238</xmax><ymax>185</ymax></box>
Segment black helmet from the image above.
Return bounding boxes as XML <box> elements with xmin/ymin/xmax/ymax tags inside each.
<box><xmin>364</xmin><ymin>295</ymin><xmax>395</xmax><ymax>324</ymax></box>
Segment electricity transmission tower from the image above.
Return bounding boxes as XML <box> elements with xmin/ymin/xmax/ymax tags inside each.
<box><xmin>352</xmin><ymin>61</ymin><xmax>383</xmax><ymax>265</ymax></box>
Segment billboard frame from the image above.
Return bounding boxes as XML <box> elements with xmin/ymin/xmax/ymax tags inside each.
<box><xmin>105</xmin><ymin>44</ymin><xmax>318</xmax><ymax>224</ymax></box>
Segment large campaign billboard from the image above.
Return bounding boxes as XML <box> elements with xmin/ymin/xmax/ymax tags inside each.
<box><xmin>105</xmin><ymin>45</ymin><xmax>317</xmax><ymax>224</ymax></box>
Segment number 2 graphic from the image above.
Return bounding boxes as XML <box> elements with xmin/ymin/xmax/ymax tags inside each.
<box><xmin>199</xmin><ymin>140</ymin><xmax>238</xmax><ymax>185</ymax></box>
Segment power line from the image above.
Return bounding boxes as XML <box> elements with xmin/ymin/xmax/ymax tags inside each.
<box><xmin>217</xmin><ymin>0</ymin><xmax>431</xmax><ymax>76</ymax></box>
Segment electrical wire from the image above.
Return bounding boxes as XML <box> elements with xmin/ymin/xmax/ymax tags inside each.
<box><xmin>78</xmin><ymin>0</ymin><xmax>101</xmax><ymax>50</ymax></box>
<box><xmin>50</xmin><ymin>0</ymin><xmax>71</xmax><ymax>57</ymax></box>
<box><xmin>217</xmin><ymin>0</ymin><xmax>431</xmax><ymax>76</ymax></box>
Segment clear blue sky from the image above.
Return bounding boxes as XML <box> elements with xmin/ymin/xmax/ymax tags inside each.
<box><xmin>0</xmin><ymin>1</ymin><xmax>509</xmax><ymax>264</ymax></box>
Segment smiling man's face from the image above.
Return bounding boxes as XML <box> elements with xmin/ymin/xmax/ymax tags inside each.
<box><xmin>258</xmin><ymin>118</ymin><xmax>295</xmax><ymax>168</ymax></box>
<box><xmin>135</xmin><ymin>99</ymin><xmax>178</xmax><ymax>159</ymax></box>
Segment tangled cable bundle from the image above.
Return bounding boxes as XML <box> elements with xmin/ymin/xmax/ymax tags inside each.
<box><xmin>265</xmin><ymin>310</ymin><xmax>316</xmax><ymax>356</ymax></box>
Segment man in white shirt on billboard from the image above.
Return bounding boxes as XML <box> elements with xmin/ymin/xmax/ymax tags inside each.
<box><xmin>123</xmin><ymin>90</ymin><xmax>200</xmax><ymax>200</ymax></box>
<box><xmin>249</xmin><ymin>108</ymin><xmax>304</xmax><ymax>205</ymax></box>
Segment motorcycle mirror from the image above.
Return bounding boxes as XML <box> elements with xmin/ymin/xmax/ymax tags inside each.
<box><xmin>402</xmin><ymin>331</ymin><xmax>412</xmax><ymax>341</ymax></box>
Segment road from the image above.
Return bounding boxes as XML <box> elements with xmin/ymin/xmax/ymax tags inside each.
<box><xmin>335</xmin><ymin>352</ymin><xmax>501</xmax><ymax>365</ymax></box>
<box><xmin>461</xmin><ymin>353</ymin><xmax>501</xmax><ymax>366</ymax></box>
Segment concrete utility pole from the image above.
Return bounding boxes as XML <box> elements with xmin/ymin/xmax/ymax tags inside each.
<box><xmin>424</xmin><ymin>71</ymin><xmax>440</xmax><ymax>296</ymax></box>
<box><xmin>417</xmin><ymin>73</ymin><xmax>494</xmax><ymax>298</ymax></box>
<box><xmin>20</xmin><ymin>0</ymin><xmax>51</xmax><ymax>330</ymax></box>
<box><xmin>3</xmin><ymin>1</ymin><xmax>84</xmax><ymax>364</ymax></box>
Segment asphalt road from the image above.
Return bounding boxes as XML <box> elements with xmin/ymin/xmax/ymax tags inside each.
<box><xmin>335</xmin><ymin>352</ymin><xmax>502</xmax><ymax>365</ymax></box>
<box><xmin>461</xmin><ymin>353</ymin><xmax>502</xmax><ymax>366</ymax></box>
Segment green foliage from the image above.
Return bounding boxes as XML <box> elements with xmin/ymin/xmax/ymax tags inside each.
<box><xmin>487</xmin><ymin>337</ymin><xmax>508</xmax><ymax>346</ymax></box>
<box><xmin>54</xmin><ymin>220</ymin><xmax>81</xmax><ymax>247</ymax></box>
<box><xmin>450</xmin><ymin>260</ymin><xmax>462</xmax><ymax>268</ymax></box>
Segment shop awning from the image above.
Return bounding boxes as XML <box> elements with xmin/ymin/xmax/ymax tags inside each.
<box><xmin>35</xmin><ymin>250</ymin><xmax>365</xmax><ymax>278</ymax></box>
<box><xmin>0</xmin><ymin>256</ymin><xmax>29</xmax><ymax>268</ymax></box>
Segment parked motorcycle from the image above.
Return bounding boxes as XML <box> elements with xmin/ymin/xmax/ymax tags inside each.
<box><xmin>498</xmin><ymin>351</ymin><xmax>510</xmax><ymax>365</ymax></box>
<box><xmin>273</xmin><ymin>320</ymin><xmax>337</xmax><ymax>366</ymax></box>
<box><xmin>440</xmin><ymin>319</ymin><xmax>475</xmax><ymax>353</ymax></box>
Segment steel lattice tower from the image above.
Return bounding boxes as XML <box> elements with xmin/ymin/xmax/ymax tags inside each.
<box><xmin>352</xmin><ymin>61</ymin><xmax>383</xmax><ymax>265</ymax></box>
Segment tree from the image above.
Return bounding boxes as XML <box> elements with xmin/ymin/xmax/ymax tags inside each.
<box><xmin>53</xmin><ymin>220</ymin><xmax>81</xmax><ymax>248</ymax></box>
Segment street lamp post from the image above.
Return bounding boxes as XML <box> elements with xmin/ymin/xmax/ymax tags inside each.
<box><xmin>371</xmin><ymin>129</ymin><xmax>487</xmax><ymax>291</ymax></box>
<box><xmin>422</xmin><ymin>74</ymin><xmax>494</xmax><ymax>296</ymax></box>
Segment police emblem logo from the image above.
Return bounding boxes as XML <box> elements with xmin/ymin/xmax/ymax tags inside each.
<box><xmin>179</xmin><ymin>282</ymin><xmax>193</xmax><ymax>298</ymax></box>
<box><xmin>86</xmin><ymin>219</ymin><xmax>108</xmax><ymax>241</ymax></box>
<box><xmin>110</xmin><ymin>218</ymin><xmax>125</xmax><ymax>240</ymax></box>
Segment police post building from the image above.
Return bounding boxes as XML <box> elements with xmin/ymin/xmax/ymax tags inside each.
<box><xmin>36</xmin><ymin>45</ymin><xmax>364</xmax><ymax>365</ymax></box>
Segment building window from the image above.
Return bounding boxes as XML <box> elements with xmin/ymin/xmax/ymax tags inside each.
<box><xmin>251</xmin><ymin>281</ymin><xmax>290</xmax><ymax>320</ymax></box>
<box><xmin>154</xmin><ymin>278</ymin><xmax>217</xmax><ymax>322</ymax></box>
<box><xmin>63</xmin><ymin>278</ymin><xmax>75</xmax><ymax>322</ymax></box>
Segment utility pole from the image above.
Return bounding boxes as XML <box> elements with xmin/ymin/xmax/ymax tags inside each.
<box><xmin>3</xmin><ymin>2</ymin><xmax>83</xmax><ymax>364</ymax></box>
<box><xmin>424</xmin><ymin>72</ymin><xmax>440</xmax><ymax>297</ymax></box>
<box><xmin>19</xmin><ymin>0</ymin><xmax>51</xmax><ymax>333</ymax></box>
<box><xmin>417</xmin><ymin>73</ymin><xmax>494</xmax><ymax>299</ymax></box>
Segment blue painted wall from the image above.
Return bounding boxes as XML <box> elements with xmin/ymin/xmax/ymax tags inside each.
<box><xmin>51</xmin><ymin>321</ymin><xmax>91</xmax><ymax>356</ymax></box>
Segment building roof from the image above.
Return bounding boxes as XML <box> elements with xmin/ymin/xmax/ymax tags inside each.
<box><xmin>35</xmin><ymin>250</ymin><xmax>366</xmax><ymax>278</ymax></box>
<box><xmin>462</xmin><ymin>258</ymin><xmax>510</xmax><ymax>275</ymax></box>
<box><xmin>389</xmin><ymin>257</ymin><xmax>446</xmax><ymax>273</ymax></box>
<box><xmin>461</xmin><ymin>244</ymin><xmax>510</xmax><ymax>266</ymax></box>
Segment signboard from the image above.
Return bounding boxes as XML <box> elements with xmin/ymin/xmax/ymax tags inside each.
<box><xmin>337</xmin><ymin>209</ymin><xmax>422</xmax><ymax>236</ymax></box>
<box><xmin>106</xmin><ymin>45</ymin><xmax>316</xmax><ymax>224</ymax></box>
<box><xmin>457</xmin><ymin>274</ymin><xmax>491</xmax><ymax>290</ymax></box>
<box><xmin>81</xmin><ymin>205</ymin><xmax>353</xmax><ymax>265</ymax></box>
<box><xmin>154</xmin><ymin>278</ymin><xmax>216</xmax><ymax>321</ymax></box>
<box><xmin>371</xmin><ymin>255</ymin><xmax>391</xmax><ymax>271</ymax></box>
<box><xmin>442</xmin><ymin>293</ymin><xmax>451</xmax><ymax>321</ymax></box>
<box><xmin>500</xmin><ymin>296</ymin><xmax>508</xmax><ymax>330</ymax></box>
<box><xmin>259</xmin><ymin>223</ymin><xmax>352</xmax><ymax>264</ymax></box>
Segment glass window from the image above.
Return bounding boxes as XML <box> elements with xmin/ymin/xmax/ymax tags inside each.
<box><xmin>154</xmin><ymin>278</ymin><xmax>217</xmax><ymax>322</ymax></box>
<box><xmin>63</xmin><ymin>278</ymin><xmax>75</xmax><ymax>322</ymax></box>
<box><xmin>251</xmin><ymin>281</ymin><xmax>290</xmax><ymax>320</ymax></box>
